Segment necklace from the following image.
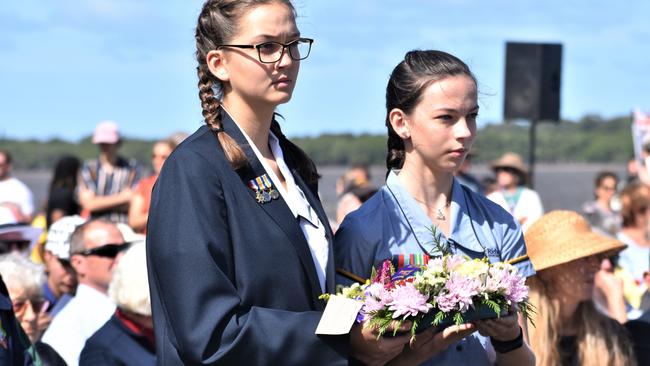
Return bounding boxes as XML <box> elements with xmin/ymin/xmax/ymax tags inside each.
<box><xmin>412</xmin><ymin>195</ymin><xmax>451</xmax><ymax>221</ymax></box>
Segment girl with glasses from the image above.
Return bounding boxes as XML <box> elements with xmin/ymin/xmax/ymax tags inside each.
<box><xmin>146</xmin><ymin>1</ymin><xmax>405</xmax><ymax>364</ymax></box>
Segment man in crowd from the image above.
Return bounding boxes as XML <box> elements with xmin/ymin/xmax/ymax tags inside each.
<box><xmin>42</xmin><ymin>215</ymin><xmax>86</xmax><ymax>316</ymax></box>
<box><xmin>0</xmin><ymin>149</ymin><xmax>35</xmax><ymax>221</ymax></box>
<box><xmin>41</xmin><ymin>219</ymin><xmax>129</xmax><ymax>365</ymax></box>
<box><xmin>78</xmin><ymin>121</ymin><xmax>140</xmax><ymax>224</ymax></box>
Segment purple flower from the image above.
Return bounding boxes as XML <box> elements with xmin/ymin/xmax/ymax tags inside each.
<box><xmin>387</xmin><ymin>282</ymin><xmax>432</xmax><ymax>319</ymax></box>
<box><xmin>374</xmin><ymin>260</ymin><xmax>394</xmax><ymax>289</ymax></box>
<box><xmin>435</xmin><ymin>273</ymin><xmax>481</xmax><ymax>313</ymax></box>
<box><xmin>485</xmin><ymin>265</ymin><xmax>528</xmax><ymax>303</ymax></box>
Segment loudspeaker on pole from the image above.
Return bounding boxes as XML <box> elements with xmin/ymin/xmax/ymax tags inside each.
<box><xmin>504</xmin><ymin>42</ymin><xmax>562</xmax><ymax>122</ymax></box>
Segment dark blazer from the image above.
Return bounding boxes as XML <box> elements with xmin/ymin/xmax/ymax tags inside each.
<box><xmin>80</xmin><ymin>314</ymin><xmax>156</xmax><ymax>366</ymax></box>
<box><xmin>0</xmin><ymin>275</ymin><xmax>38</xmax><ymax>365</ymax></box>
<box><xmin>146</xmin><ymin>111</ymin><xmax>348</xmax><ymax>365</ymax></box>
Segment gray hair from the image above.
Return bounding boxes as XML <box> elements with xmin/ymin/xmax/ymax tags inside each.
<box><xmin>108</xmin><ymin>242</ymin><xmax>150</xmax><ymax>316</ymax></box>
<box><xmin>0</xmin><ymin>253</ymin><xmax>44</xmax><ymax>296</ymax></box>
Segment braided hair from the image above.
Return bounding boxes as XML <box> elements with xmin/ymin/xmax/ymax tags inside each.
<box><xmin>385</xmin><ymin>50</ymin><xmax>477</xmax><ymax>173</ymax></box>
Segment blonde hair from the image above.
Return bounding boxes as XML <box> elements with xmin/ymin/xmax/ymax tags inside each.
<box><xmin>108</xmin><ymin>242</ymin><xmax>150</xmax><ymax>316</ymax></box>
<box><xmin>527</xmin><ymin>276</ymin><xmax>636</xmax><ymax>366</ymax></box>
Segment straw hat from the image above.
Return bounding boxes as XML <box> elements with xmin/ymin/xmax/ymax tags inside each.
<box><xmin>524</xmin><ymin>210</ymin><xmax>626</xmax><ymax>271</ymax></box>
<box><xmin>490</xmin><ymin>152</ymin><xmax>528</xmax><ymax>176</ymax></box>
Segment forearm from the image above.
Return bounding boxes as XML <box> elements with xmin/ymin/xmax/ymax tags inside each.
<box><xmin>81</xmin><ymin>193</ymin><xmax>130</xmax><ymax>212</ymax></box>
<box><xmin>128</xmin><ymin>211</ymin><xmax>148</xmax><ymax>231</ymax></box>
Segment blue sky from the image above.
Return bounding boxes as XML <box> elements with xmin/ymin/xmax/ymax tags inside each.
<box><xmin>2</xmin><ymin>0</ymin><xmax>649</xmax><ymax>141</ymax></box>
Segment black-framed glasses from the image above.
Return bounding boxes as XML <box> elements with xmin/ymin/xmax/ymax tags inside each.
<box><xmin>217</xmin><ymin>38</ymin><xmax>313</xmax><ymax>64</ymax></box>
<box><xmin>74</xmin><ymin>242</ymin><xmax>132</xmax><ymax>259</ymax></box>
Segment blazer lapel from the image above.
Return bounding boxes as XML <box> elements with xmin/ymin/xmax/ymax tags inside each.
<box><xmin>219</xmin><ymin>111</ymin><xmax>324</xmax><ymax>301</ymax></box>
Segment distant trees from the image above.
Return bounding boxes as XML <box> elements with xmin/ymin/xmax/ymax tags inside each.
<box><xmin>2</xmin><ymin>115</ymin><xmax>635</xmax><ymax>170</ymax></box>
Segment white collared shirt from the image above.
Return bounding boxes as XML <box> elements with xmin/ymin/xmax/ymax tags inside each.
<box><xmin>41</xmin><ymin>284</ymin><xmax>116</xmax><ymax>366</ymax></box>
<box><xmin>232</xmin><ymin>120</ymin><xmax>329</xmax><ymax>292</ymax></box>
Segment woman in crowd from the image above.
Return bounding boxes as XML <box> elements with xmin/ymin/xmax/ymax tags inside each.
<box><xmin>524</xmin><ymin>210</ymin><xmax>635</xmax><ymax>366</ymax></box>
<box><xmin>146</xmin><ymin>1</ymin><xmax>408</xmax><ymax>364</ymax></box>
<box><xmin>0</xmin><ymin>253</ymin><xmax>66</xmax><ymax>365</ymax></box>
<box><xmin>128</xmin><ymin>140</ymin><xmax>175</xmax><ymax>233</ymax></box>
<box><xmin>46</xmin><ymin>156</ymin><xmax>81</xmax><ymax>229</ymax></box>
<box><xmin>335</xmin><ymin>50</ymin><xmax>535</xmax><ymax>365</ymax></box>
<box><xmin>581</xmin><ymin>171</ymin><xmax>621</xmax><ymax>237</ymax></box>
<box><xmin>616</xmin><ymin>182</ymin><xmax>650</xmax><ymax>315</ymax></box>
<box><xmin>80</xmin><ymin>243</ymin><xmax>154</xmax><ymax>365</ymax></box>
<box><xmin>486</xmin><ymin>152</ymin><xmax>544</xmax><ymax>232</ymax></box>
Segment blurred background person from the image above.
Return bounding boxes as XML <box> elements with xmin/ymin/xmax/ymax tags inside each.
<box><xmin>0</xmin><ymin>253</ymin><xmax>66</xmax><ymax>365</ymax></box>
<box><xmin>78</xmin><ymin>121</ymin><xmax>140</xmax><ymax>224</ymax></box>
<box><xmin>42</xmin><ymin>215</ymin><xmax>86</xmax><ymax>316</ymax></box>
<box><xmin>616</xmin><ymin>182</ymin><xmax>650</xmax><ymax>317</ymax></box>
<box><xmin>487</xmin><ymin>152</ymin><xmax>544</xmax><ymax>232</ymax></box>
<box><xmin>0</xmin><ymin>149</ymin><xmax>35</xmax><ymax>222</ymax></box>
<box><xmin>80</xmin><ymin>242</ymin><xmax>154</xmax><ymax>365</ymax></box>
<box><xmin>334</xmin><ymin>164</ymin><xmax>377</xmax><ymax>226</ymax></box>
<box><xmin>524</xmin><ymin>211</ymin><xmax>635</xmax><ymax>366</ymax></box>
<box><xmin>46</xmin><ymin>156</ymin><xmax>82</xmax><ymax>229</ymax></box>
<box><xmin>454</xmin><ymin>150</ymin><xmax>483</xmax><ymax>194</ymax></box>
<box><xmin>581</xmin><ymin>171</ymin><xmax>621</xmax><ymax>237</ymax></box>
<box><xmin>0</xmin><ymin>205</ymin><xmax>42</xmax><ymax>256</ymax></box>
<box><xmin>128</xmin><ymin>140</ymin><xmax>175</xmax><ymax>233</ymax></box>
<box><xmin>42</xmin><ymin>219</ymin><xmax>129</xmax><ymax>366</ymax></box>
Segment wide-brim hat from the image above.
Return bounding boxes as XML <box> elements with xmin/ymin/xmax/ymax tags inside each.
<box><xmin>524</xmin><ymin>210</ymin><xmax>626</xmax><ymax>271</ymax></box>
<box><xmin>0</xmin><ymin>223</ymin><xmax>43</xmax><ymax>253</ymax></box>
<box><xmin>490</xmin><ymin>152</ymin><xmax>528</xmax><ymax>176</ymax></box>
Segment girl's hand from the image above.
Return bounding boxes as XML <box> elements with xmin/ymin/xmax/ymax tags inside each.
<box><xmin>387</xmin><ymin>323</ymin><xmax>476</xmax><ymax>366</ymax></box>
<box><xmin>474</xmin><ymin>312</ymin><xmax>520</xmax><ymax>342</ymax></box>
<box><xmin>349</xmin><ymin>321</ymin><xmax>412</xmax><ymax>366</ymax></box>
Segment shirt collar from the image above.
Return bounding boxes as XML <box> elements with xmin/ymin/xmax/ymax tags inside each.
<box><xmin>228</xmin><ymin>115</ymin><xmax>319</xmax><ymax>227</ymax></box>
<box><xmin>386</xmin><ymin>170</ymin><xmax>486</xmax><ymax>255</ymax></box>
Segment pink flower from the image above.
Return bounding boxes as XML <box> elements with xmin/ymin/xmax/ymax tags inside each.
<box><xmin>363</xmin><ymin>283</ymin><xmax>392</xmax><ymax>313</ymax></box>
<box><xmin>387</xmin><ymin>282</ymin><xmax>432</xmax><ymax>319</ymax></box>
<box><xmin>435</xmin><ymin>273</ymin><xmax>481</xmax><ymax>312</ymax></box>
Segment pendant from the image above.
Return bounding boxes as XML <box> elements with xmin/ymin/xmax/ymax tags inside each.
<box><xmin>436</xmin><ymin>208</ymin><xmax>446</xmax><ymax>221</ymax></box>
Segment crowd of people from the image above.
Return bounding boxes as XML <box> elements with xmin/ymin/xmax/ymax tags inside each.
<box><xmin>1</xmin><ymin>0</ymin><xmax>649</xmax><ymax>365</ymax></box>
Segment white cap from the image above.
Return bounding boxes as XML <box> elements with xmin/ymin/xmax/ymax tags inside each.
<box><xmin>44</xmin><ymin>215</ymin><xmax>87</xmax><ymax>260</ymax></box>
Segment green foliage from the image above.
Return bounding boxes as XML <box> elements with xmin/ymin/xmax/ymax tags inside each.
<box><xmin>482</xmin><ymin>299</ymin><xmax>502</xmax><ymax>317</ymax></box>
<box><xmin>2</xmin><ymin>114</ymin><xmax>633</xmax><ymax>169</ymax></box>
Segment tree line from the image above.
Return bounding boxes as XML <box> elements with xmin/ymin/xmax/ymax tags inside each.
<box><xmin>1</xmin><ymin>114</ymin><xmax>634</xmax><ymax>170</ymax></box>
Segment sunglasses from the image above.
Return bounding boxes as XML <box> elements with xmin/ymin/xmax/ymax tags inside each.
<box><xmin>73</xmin><ymin>242</ymin><xmax>133</xmax><ymax>259</ymax></box>
<box><xmin>0</xmin><ymin>240</ymin><xmax>31</xmax><ymax>254</ymax></box>
<box><xmin>12</xmin><ymin>297</ymin><xmax>48</xmax><ymax>316</ymax></box>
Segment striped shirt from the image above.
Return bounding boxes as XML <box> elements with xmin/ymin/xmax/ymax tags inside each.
<box><xmin>80</xmin><ymin>157</ymin><xmax>140</xmax><ymax>224</ymax></box>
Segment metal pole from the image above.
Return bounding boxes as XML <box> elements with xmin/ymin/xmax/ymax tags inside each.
<box><xmin>528</xmin><ymin>120</ymin><xmax>536</xmax><ymax>188</ymax></box>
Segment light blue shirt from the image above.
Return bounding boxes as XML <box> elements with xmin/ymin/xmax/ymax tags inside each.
<box><xmin>335</xmin><ymin>171</ymin><xmax>534</xmax><ymax>366</ymax></box>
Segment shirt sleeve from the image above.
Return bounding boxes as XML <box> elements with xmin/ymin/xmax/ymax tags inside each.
<box><xmin>499</xmin><ymin>217</ymin><xmax>536</xmax><ymax>278</ymax></box>
<box><xmin>334</xmin><ymin>214</ymin><xmax>380</xmax><ymax>286</ymax></box>
<box><xmin>79</xmin><ymin>162</ymin><xmax>97</xmax><ymax>193</ymax></box>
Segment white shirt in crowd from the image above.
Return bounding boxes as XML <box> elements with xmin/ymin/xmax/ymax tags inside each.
<box><xmin>0</xmin><ymin>177</ymin><xmax>34</xmax><ymax>217</ymax></box>
<box><xmin>487</xmin><ymin>187</ymin><xmax>544</xmax><ymax>233</ymax></box>
<box><xmin>41</xmin><ymin>284</ymin><xmax>116</xmax><ymax>366</ymax></box>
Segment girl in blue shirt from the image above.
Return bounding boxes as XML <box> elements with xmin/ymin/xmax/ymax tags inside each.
<box><xmin>335</xmin><ymin>50</ymin><xmax>536</xmax><ymax>366</ymax></box>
